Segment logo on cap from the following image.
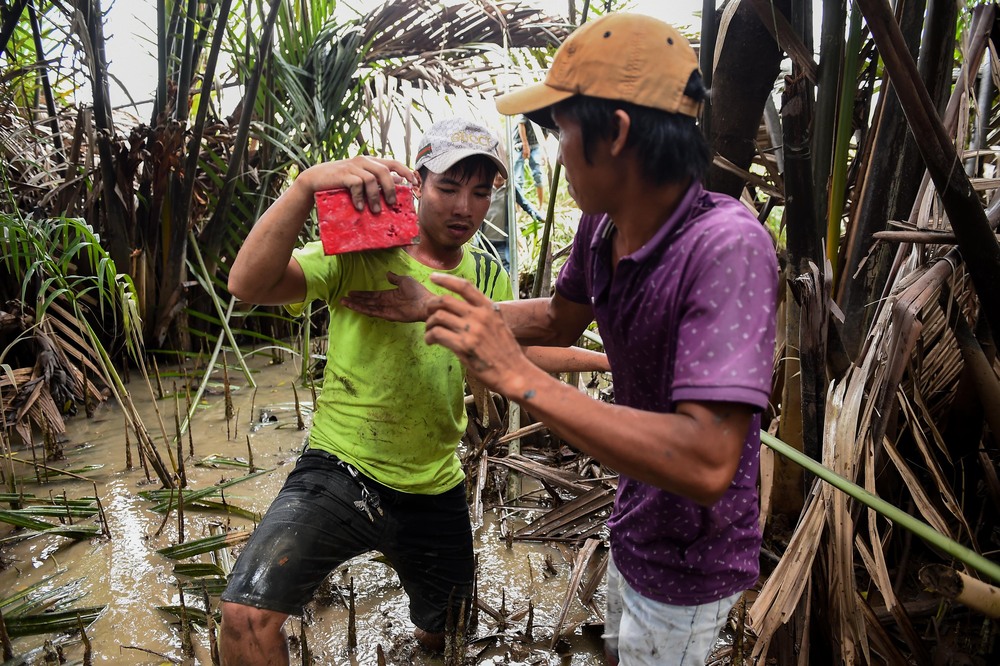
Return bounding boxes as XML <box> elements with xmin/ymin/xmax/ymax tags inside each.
<box><xmin>451</xmin><ymin>130</ymin><xmax>495</xmax><ymax>148</ymax></box>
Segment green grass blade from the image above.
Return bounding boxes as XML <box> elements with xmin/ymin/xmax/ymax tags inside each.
<box><xmin>156</xmin><ymin>530</ymin><xmax>251</xmax><ymax>560</ymax></box>
<box><xmin>5</xmin><ymin>606</ymin><xmax>105</xmax><ymax>638</ymax></box>
<box><xmin>173</xmin><ymin>562</ymin><xmax>226</xmax><ymax>578</ymax></box>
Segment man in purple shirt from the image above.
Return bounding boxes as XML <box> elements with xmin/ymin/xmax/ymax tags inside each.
<box><xmin>346</xmin><ymin>13</ymin><xmax>777</xmax><ymax>666</ymax></box>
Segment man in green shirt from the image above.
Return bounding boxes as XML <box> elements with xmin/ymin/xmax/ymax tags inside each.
<box><xmin>220</xmin><ymin>118</ymin><xmax>607</xmax><ymax>665</ymax></box>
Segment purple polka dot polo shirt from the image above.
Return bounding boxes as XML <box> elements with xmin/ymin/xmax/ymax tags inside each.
<box><xmin>555</xmin><ymin>182</ymin><xmax>778</xmax><ymax>606</ymax></box>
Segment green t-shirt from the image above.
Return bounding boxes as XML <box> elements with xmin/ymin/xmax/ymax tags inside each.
<box><xmin>289</xmin><ymin>241</ymin><xmax>513</xmax><ymax>494</ymax></box>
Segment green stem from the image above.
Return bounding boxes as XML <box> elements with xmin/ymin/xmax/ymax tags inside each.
<box><xmin>826</xmin><ymin>1</ymin><xmax>863</xmax><ymax>276</ymax></box>
<box><xmin>530</xmin><ymin>163</ymin><xmax>562</xmax><ymax>299</ymax></box>
<box><xmin>187</xmin><ymin>229</ymin><xmax>256</xmax><ymax>388</ymax></box>
<box><xmin>760</xmin><ymin>431</ymin><xmax>1000</xmax><ymax>584</ymax></box>
<box><xmin>179</xmin><ymin>308</ymin><xmax>229</xmax><ymax>441</ymax></box>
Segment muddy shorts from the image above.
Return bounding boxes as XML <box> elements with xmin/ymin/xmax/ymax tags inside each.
<box><xmin>221</xmin><ymin>449</ymin><xmax>474</xmax><ymax>633</ymax></box>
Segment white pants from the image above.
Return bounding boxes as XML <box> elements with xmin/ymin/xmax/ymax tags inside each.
<box><xmin>604</xmin><ymin>555</ymin><xmax>742</xmax><ymax>666</ymax></box>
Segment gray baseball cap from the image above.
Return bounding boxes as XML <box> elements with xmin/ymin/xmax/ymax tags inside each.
<box><xmin>415</xmin><ymin>118</ymin><xmax>508</xmax><ymax>178</ymax></box>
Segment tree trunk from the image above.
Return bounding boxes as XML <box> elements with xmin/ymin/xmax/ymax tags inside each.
<box><xmin>837</xmin><ymin>0</ymin><xmax>944</xmax><ymax>359</ymax></box>
<box><xmin>78</xmin><ymin>0</ymin><xmax>134</xmax><ymax>274</ymax></box>
<box><xmin>856</xmin><ymin>0</ymin><xmax>1000</xmax><ymax>350</ymax></box>
<box><xmin>705</xmin><ymin>0</ymin><xmax>793</xmax><ymax>197</ymax></box>
<box><xmin>198</xmin><ymin>0</ymin><xmax>283</xmax><ymax>267</ymax></box>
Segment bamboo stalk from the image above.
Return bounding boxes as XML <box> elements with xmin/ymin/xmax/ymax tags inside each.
<box><xmin>919</xmin><ymin>565</ymin><xmax>1000</xmax><ymax>618</ymax></box>
<box><xmin>154</xmin><ymin>486</ymin><xmax>175</xmax><ymax>539</ymax></box>
<box><xmin>93</xmin><ymin>482</ymin><xmax>110</xmax><ymax>539</ymax></box>
<box><xmin>1</xmin><ymin>455</ymin><xmax>95</xmax><ymax>482</ymax></box>
<box><xmin>153</xmin><ymin>356</ymin><xmax>164</xmax><ymax>399</ymax></box>
<box><xmin>136</xmin><ymin>422</ymin><xmax>151</xmax><ymax>482</ymax></box>
<box><xmin>761</xmin><ymin>431</ymin><xmax>1000</xmax><ymax>583</ymax></box>
<box><xmin>124</xmin><ymin>415</ymin><xmax>133</xmax><ymax>470</ymax></box>
<box><xmin>223</xmin><ymin>351</ymin><xmax>234</xmax><ymax>423</ymax></box>
<box><xmin>185</xmin><ymin>383</ymin><xmax>194</xmax><ymax>457</ymax></box>
<box><xmin>245</xmin><ymin>435</ymin><xmax>255</xmax><ymax>474</ymax></box>
<box><xmin>174</xmin><ymin>389</ymin><xmax>186</xmax><ymax>489</ymax></box>
<box><xmin>84</xmin><ymin>315</ymin><xmax>172</xmax><ymax>486</ymax></box>
<box><xmin>177</xmin><ymin>473</ymin><xmax>185</xmax><ymax>544</ymax></box>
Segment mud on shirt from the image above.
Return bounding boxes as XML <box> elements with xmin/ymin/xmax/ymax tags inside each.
<box><xmin>289</xmin><ymin>242</ymin><xmax>512</xmax><ymax>495</ymax></box>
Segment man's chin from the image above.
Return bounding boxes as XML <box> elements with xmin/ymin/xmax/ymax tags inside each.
<box><xmin>450</xmin><ymin>230</ymin><xmax>476</xmax><ymax>246</ymax></box>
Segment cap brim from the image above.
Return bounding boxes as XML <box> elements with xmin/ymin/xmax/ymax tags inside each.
<box><xmin>421</xmin><ymin>148</ymin><xmax>508</xmax><ymax>179</ymax></box>
<box><xmin>495</xmin><ymin>83</ymin><xmax>575</xmax><ymax>130</ymax></box>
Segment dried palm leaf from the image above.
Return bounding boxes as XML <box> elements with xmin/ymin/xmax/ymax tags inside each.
<box><xmin>548</xmin><ymin>537</ymin><xmax>600</xmax><ymax>649</ymax></box>
<box><xmin>512</xmin><ymin>485</ymin><xmax>613</xmax><ymax>544</ymax></box>
<box><xmin>492</xmin><ymin>453</ymin><xmax>596</xmax><ymax>496</ymax></box>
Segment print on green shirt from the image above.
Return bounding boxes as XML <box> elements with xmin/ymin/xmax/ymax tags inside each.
<box><xmin>288</xmin><ymin>242</ymin><xmax>513</xmax><ymax>494</ymax></box>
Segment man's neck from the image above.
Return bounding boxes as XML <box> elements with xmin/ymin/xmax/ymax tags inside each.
<box><xmin>609</xmin><ymin>178</ymin><xmax>692</xmax><ymax>259</ymax></box>
<box><xmin>405</xmin><ymin>241</ymin><xmax>465</xmax><ymax>271</ymax></box>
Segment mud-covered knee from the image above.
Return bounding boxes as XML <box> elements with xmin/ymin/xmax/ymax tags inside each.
<box><xmin>221</xmin><ymin>601</ymin><xmax>281</xmax><ymax>636</ymax></box>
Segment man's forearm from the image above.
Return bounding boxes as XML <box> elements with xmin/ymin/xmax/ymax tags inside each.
<box><xmin>498</xmin><ymin>296</ymin><xmax>592</xmax><ymax>348</ymax></box>
<box><xmin>524</xmin><ymin>346</ymin><xmax>609</xmax><ymax>373</ymax></box>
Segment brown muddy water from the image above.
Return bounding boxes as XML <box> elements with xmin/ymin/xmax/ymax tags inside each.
<box><xmin>0</xmin><ymin>353</ymin><xmax>607</xmax><ymax>665</ymax></box>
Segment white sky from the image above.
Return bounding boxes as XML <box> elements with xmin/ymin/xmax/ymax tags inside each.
<box><xmin>104</xmin><ymin>0</ymin><xmax>705</xmax><ymax>110</ymax></box>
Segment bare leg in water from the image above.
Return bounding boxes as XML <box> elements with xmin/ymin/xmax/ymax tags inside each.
<box><xmin>220</xmin><ymin>602</ymin><xmax>290</xmax><ymax>666</ymax></box>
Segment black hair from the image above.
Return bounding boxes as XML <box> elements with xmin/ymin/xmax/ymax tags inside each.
<box><xmin>551</xmin><ymin>71</ymin><xmax>710</xmax><ymax>185</ymax></box>
<box><xmin>417</xmin><ymin>154</ymin><xmax>498</xmax><ymax>184</ymax></box>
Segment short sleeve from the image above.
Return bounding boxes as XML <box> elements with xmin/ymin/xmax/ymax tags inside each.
<box><xmin>285</xmin><ymin>241</ymin><xmax>344</xmax><ymax>316</ymax></box>
<box><xmin>671</xmin><ymin>221</ymin><xmax>777</xmax><ymax>409</ymax></box>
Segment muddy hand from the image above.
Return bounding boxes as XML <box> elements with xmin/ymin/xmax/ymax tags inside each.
<box><xmin>301</xmin><ymin>156</ymin><xmax>416</xmax><ymax>214</ymax></box>
<box><xmin>341</xmin><ymin>272</ymin><xmax>431</xmax><ymax>323</ymax></box>
<box><xmin>425</xmin><ymin>273</ymin><xmax>531</xmax><ymax>393</ymax></box>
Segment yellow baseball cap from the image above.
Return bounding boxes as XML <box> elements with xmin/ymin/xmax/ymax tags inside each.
<box><xmin>495</xmin><ymin>13</ymin><xmax>702</xmax><ymax>126</ymax></box>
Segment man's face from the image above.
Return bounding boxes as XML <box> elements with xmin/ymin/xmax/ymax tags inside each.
<box><xmin>552</xmin><ymin>109</ymin><xmax>598</xmax><ymax>212</ymax></box>
<box><xmin>416</xmin><ymin>168</ymin><xmax>494</xmax><ymax>251</ymax></box>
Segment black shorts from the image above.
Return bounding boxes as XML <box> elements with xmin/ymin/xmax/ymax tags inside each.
<box><xmin>221</xmin><ymin>449</ymin><xmax>473</xmax><ymax>632</ymax></box>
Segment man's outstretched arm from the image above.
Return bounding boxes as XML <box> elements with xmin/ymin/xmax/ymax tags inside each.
<box><xmin>228</xmin><ymin>156</ymin><xmax>415</xmax><ymax>306</ymax></box>
<box><xmin>423</xmin><ymin>273</ymin><xmax>752</xmax><ymax>507</ymax></box>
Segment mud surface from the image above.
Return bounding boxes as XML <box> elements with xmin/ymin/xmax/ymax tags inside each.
<box><xmin>0</xmin><ymin>355</ymin><xmax>606</xmax><ymax>664</ymax></box>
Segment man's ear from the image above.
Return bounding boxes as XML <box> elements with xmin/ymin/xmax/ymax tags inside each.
<box><xmin>412</xmin><ymin>171</ymin><xmax>424</xmax><ymax>199</ymax></box>
<box><xmin>609</xmin><ymin>109</ymin><xmax>631</xmax><ymax>157</ymax></box>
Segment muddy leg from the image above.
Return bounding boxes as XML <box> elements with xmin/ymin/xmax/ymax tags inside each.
<box><xmin>220</xmin><ymin>601</ymin><xmax>290</xmax><ymax>666</ymax></box>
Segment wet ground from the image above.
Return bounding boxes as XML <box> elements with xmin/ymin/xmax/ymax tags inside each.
<box><xmin>0</xmin><ymin>354</ymin><xmax>607</xmax><ymax>665</ymax></box>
